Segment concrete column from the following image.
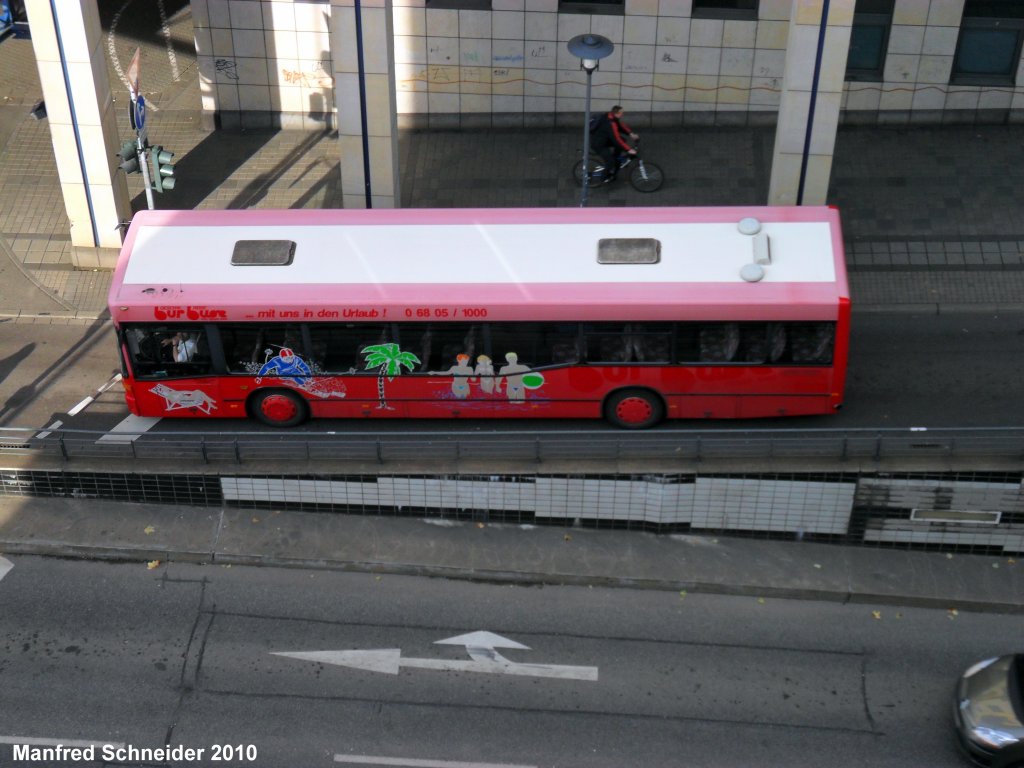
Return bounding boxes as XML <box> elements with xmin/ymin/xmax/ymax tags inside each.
<box><xmin>768</xmin><ymin>0</ymin><xmax>854</xmax><ymax>206</ymax></box>
<box><xmin>332</xmin><ymin>0</ymin><xmax>401</xmax><ymax>208</ymax></box>
<box><xmin>25</xmin><ymin>0</ymin><xmax>131</xmax><ymax>261</ymax></box>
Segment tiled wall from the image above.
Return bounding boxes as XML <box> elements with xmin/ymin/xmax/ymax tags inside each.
<box><xmin>190</xmin><ymin>0</ymin><xmax>1024</xmax><ymax>127</ymax></box>
<box><xmin>844</xmin><ymin>0</ymin><xmax>1024</xmax><ymax>124</ymax></box>
<box><xmin>192</xmin><ymin>0</ymin><xmax>336</xmax><ymax>129</ymax></box>
<box><xmin>391</xmin><ymin>0</ymin><xmax>794</xmax><ymax>126</ymax></box>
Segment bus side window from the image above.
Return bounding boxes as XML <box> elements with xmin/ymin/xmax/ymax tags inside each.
<box><xmin>769</xmin><ymin>323</ymin><xmax>787</xmax><ymax>362</ymax></box>
<box><xmin>630</xmin><ymin>325</ymin><xmax>672</xmax><ymax>363</ymax></box>
<box><xmin>308</xmin><ymin>324</ymin><xmax>389</xmax><ymax>373</ymax></box>
<box><xmin>740</xmin><ymin>323</ymin><xmax>769</xmax><ymax>363</ymax></box>
<box><xmin>541</xmin><ymin>323</ymin><xmax>581</xmax><ymax>366</ymax></box>
<box><xmin>699</xmin><ymin>323</ymin><xmax>740</xmax><ymax>363</ymax></box>
<box><xmin>127</xmin><ymin>326</ymin><xmax>211</xmax><ymax>378</ymax></box>
<box><xmin>584</xmin><ymin>323</ymin><xmax>630</xmax><ymax>363</ymax></box>
<box><xmin>789</xmin><ymin>323</ymin><xmax>834</xmax><ymax>364</ymax></box>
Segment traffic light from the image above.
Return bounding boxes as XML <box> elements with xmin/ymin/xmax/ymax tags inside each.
<box><xmin>149</xmin><ymin>145</ymin><xmax>176</xmax><ymax>192</ymax></box>
<box><xmin>116</xmin><ymin>140</ymin><xmax>139</xmax><ymax>174</ymax></box>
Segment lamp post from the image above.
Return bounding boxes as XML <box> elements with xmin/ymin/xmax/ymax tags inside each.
<box><xmin>567</xmin><ymin>34</ymin><xmax>614</xmax><ymax>207</ymax></box>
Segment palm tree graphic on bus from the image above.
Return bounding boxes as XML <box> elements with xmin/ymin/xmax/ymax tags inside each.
<box><xmin>361</xmin><ymin>343</ymin><xmax>421</xmax><ymax>410</ymax></box>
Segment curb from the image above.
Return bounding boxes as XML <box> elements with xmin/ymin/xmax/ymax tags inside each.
<box><xmin>4</xmin><ymin>539</ymin><xmax>1022</xmax><ymax>615</ymax></box>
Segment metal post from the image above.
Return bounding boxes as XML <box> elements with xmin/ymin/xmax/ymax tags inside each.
<box><xmin>567</xmin><ymin>35</ymin><xmax>613</xmax><ymax>208</ymax></box>
<box><xmin>137</xmin><ymin>137</ymin><xmax>155</xmax><ymax>211</ymax></box>
<box><xmin>580</xmin><ymin>68</ymin><xmax>593</xmax><ymax>208</ymax></box>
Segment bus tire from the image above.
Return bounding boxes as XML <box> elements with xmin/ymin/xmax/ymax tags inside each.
<box><xmin>251</xmin><ymin>389</ymin><xmax>308</xmax><ymax>427</ymax></box>
<box><xmin>604</xmin><ymin>389</ymin><xmax>664</xmax><ymax>429</ymax></box>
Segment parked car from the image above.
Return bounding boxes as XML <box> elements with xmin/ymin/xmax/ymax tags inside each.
<box><xmin>955</xmin><ymin>655</ymin><xmax>1024</xmax><ymax>767</ymax></box>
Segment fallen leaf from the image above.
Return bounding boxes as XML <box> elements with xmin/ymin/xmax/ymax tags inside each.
<box><xmin>895</xmin><ymin>613</ymin><xmax>902</xmax><ymax>619</ymax></box>
<box><xmin>251</xmin><ymin>517</ymin><xmax>261</xmax><ymax>523</ymax></box>
<box><xmin>679</xmin><ymin>590</ymin><xmax>687</xmax><ymax>600</ymax></box>
<box><xmin>146</xmin><ymin>560</ymin><xmax>160</xmax><ymax>570</ymax></box>
<box><xmin>477</xmin><ymin>522</ymin><xmax>485</xmax><ymax>529</ymax></box>
<box><xmin>757</xmin><ymin>597</ymin><xmax>765</xmax><ymax>604</ymax></box>
<box><xmin>948</xmin><ymin>608</ymin><xmax>959</xmax><ymax>619</ymax></box>
<box><xmin>375</xmin><ymin>575</ymin><xmax>381</xmax><ymax>581</ymax></box>
<box><xmin>144</xmin><ymin>525</ymin><xmax>155</xmax><ymax>535</ymax></box>
<box><xmin>813</xmin><ymin>563</ymin><xmax>822</xmax><ymax>569</ymax></box>
<box><xmin>991</xmin><ymin>563</ymin><xmax>999</xmax><ymax>569</ymax></box>
<box><xmin>1008</xmin><ymin>558</ymin><xmax>1017</xmax><ymax>565</ymax></box>
<box><xmin>872</xmin><ymin>610</ymin><xmax>881</xmax><ymax>619</ymax></box>
<box><xmin>563</xmin><ymin>534</ymin><xmax>572</xmax><ymax>541</ymax></box>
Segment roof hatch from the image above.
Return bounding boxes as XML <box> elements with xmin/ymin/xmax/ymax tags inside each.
<box><xmin>597</xmin><ymin>238</ymin><xmax>661</xmax><ymax>264</ymax></box>
<box><xmin>231</xmin><ymin>240</ymin><xmax>296</xmax><ymax>266</ymax></box>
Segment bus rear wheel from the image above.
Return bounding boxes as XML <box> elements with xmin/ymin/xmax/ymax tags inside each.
<box><xmin>605</xmin><ymin>389</ymin><xmax>664</xmax><ymax>429</ymax></box>
<box><xmin>252</xmin><ymin>389</ymin><xmax>307</xmax><ymax>427</ymax></box>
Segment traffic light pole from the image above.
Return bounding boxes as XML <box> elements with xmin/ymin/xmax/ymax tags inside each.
<box><xmin>137</xmin><ymin>137</ymin><xmax>154</xmax><ymax>210</ymax></box>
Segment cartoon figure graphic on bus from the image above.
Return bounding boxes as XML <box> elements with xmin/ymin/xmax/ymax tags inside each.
<box><xmin>473</xmin><ymin>354</ymin><xmax>497</xmax><ymax>394</ymax></box>
<box><xmin>150</xmin><ymin>383</ymin><xmax>218</xmax><ymax>414</ymax></box>
<box><xmin>256</xmin><ymin>347</ymin><xmax>312</xmax><ymax>385</ymax></box>
<box><xmin>431</xmin><ymin>353</ymin><xmax>475</xmax><ymax>399</ymax></box>
<box><xmin>498</xmin><ymin>352</ymin><xmax>545</xmax><ymax>402</ymax></box>
<box><xmin>250</xmin><ymin>346</ymin><xmax>347</xmax><ymax>400</ymax></box>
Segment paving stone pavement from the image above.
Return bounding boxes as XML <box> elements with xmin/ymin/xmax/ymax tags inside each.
<box><xmin>1</xmin><ymin>27</ymin><xmax>1023</xmax><ymax>319</ymax></box>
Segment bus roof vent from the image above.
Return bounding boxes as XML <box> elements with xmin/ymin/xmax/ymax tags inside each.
<box><xmin>597</xmin><ymin>238</ymin><xmax>661</xmax><ymax>264</ymax></box>
<box><xmin>231</xmin><ymin>240</ymin><xmax>296</xmax><ymax>266</ymax></box>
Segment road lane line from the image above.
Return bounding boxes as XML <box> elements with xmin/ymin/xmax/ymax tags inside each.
<box><xmin>68</xmin><ymin>374</ymin><xmax>124</xmax><ymax>417</ymax></box>
<box><xmin>0</xmin><ymin>736</ymin><xmax>126</xmax><ymax>749</ymax></box>
<box><xmin>0</xmin><ymin>557</ymin><xmax>12</xmax><ymax>581</ymax></box>
<box><xmin>96</xmin><ymin>414</ymin><xmax>161</xmax><ymax>444</ymax></box>
<box><xmin>334</xmin><ymin>756</ymin><xmax>536</xmax><ymax>768</ymax></box>
<box><xmin>35</xmin><ymin>420</ymin><xmax>62</xmax><ymax>440</ymax></box>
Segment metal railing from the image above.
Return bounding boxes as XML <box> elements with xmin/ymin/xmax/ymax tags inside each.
<box><xmin>1</xmin><ymin>426</ymin><xmax>1023</xmax><ymax>465</ymax></box>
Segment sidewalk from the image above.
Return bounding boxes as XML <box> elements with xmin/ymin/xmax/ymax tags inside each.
<box><xmin>0</xmin><ymin>494</ymin><xmax>1020</xmax><ymax>612</ymax></box>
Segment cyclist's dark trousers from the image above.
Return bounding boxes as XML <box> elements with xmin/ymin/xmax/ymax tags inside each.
<box><xmin>597</xmin><ymin>145</ymin><xmax>618</xmax><ymax>180</ymax></box>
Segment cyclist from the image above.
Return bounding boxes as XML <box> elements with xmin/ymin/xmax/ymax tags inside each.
<box><xmin>590</xmin><ymin>105</ymin><xmax>639</xmax><ymax>183</ymax></box>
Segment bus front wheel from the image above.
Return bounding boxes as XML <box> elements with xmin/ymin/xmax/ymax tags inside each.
<box><xmin>251</xmin><ymin>389</ymin><xmax>308</xmax><ymax>427</ymax></box>
<box><xmin>605</xmin><ymin>389</ymin><xmax>664</xmax><ymax>429</ymax></box>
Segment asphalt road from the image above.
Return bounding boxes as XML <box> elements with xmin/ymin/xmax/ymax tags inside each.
<box><xmin>0</xmin><ymin>554</ymin><xmax>1017</xmax><ymax>767</ymax></box>
<box><xmin>1</xmin><ymin>311</ymin><xmax>1022</xmax><ymax>441</ymax></box>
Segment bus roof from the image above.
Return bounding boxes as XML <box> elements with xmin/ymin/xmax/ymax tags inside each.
<box><xmin>110</xmin><ymin>207</ymin><xmax>849</xmax><ymax>323</ymax></box>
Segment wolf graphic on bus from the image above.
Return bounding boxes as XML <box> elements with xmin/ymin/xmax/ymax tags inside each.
<box><xmin>150</xmin><ymin>383</ymin><xmax>218</xmax><ymax>414</ymax></box>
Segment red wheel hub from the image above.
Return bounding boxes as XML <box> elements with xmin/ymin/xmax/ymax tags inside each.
<box><xmin>260</xmin><ymin>394</ymin><xmax>298</xmax><ymax>423</ymax></box>
<box><xmin>616</xmin><ymin>396</ymin><xmax>652</xmax><ymax>424</ymax></box>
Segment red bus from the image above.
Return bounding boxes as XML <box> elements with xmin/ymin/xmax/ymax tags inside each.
<box><xmin>109</xmin><ymin>207</ymin><xmax>850</xmax><ymax>429</ymax></box>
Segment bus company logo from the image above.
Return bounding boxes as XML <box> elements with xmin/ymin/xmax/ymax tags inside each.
<box><xmin>154</xmin><ymin>306</ymin><xmax>228</xmax><ymax>321</ymax></box>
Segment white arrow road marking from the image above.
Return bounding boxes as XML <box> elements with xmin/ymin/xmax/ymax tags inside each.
<box><xmin>273</xmin><ymin>631</ymin><xmax>598</xmax><ymax>681</ymax></box>
<box><xmin>334</xmin><ymin>754</ymin><xmax>537</xmax><ymax>768</ymax></box>
<box><xmin>0</xmin><ymin>557</ymin><xmax>11</xmax><ymax>582</ymax></box>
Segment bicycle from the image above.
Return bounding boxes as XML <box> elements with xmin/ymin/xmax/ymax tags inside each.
<box><xmin>572</xmin><ymin>139</ymin><xmax>664</xmax><ymax>193</ymax></box>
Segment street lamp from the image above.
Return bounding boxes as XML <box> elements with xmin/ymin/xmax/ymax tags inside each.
<box><xmin>567</xmin><ymin>33</ymin><xmax>614</xmax><ymax>207</ymax></box>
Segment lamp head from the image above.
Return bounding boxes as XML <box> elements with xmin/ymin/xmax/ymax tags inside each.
<box><xmin>567</xmin><ymin>34</ymin><xmax>614</xmax><ymax>72</ymax></box>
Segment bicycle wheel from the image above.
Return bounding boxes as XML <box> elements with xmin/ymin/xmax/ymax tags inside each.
<box><xmin>630</xmin><ymin>161</ymin><xmax>664</xmax><ymax>192</ymax></box>
<box><xmin>573</xmin><ymin>158</ymin><xmax>606</xmax><ymax>188</ymax></box>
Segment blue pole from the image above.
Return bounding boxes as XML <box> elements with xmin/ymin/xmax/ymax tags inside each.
<box><xmin>354</xmin><ymin>0</ymin><xmax>373</xmax><ymax>208</ymax></box>
<box><xmin>797</xmin><ymin>0</ymin><xmax>831</xmax><ymax>206</ymax></box>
